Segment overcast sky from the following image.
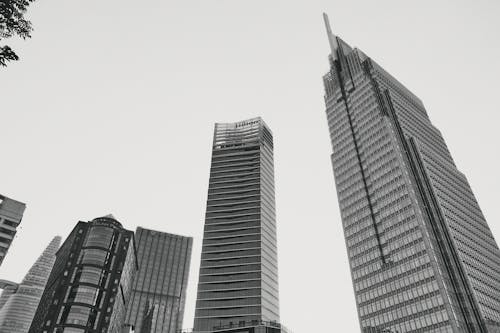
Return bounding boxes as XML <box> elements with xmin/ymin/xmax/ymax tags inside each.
<box><xmin>1</xmin><ymin>0</ymin><xmax>500</xmax><ymax>332</ymax></box>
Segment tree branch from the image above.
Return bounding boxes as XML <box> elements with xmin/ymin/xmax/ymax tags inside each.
<box><xmin>0</xmin><ymin>45</ymin><xmax>19</xmax><ymax>66</ymax></box>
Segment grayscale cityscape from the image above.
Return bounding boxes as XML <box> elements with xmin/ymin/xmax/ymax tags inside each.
<box><xmin>1</xmin><ymin>1</ymin><xmax>499</xmax><ymax>333</ymax></box>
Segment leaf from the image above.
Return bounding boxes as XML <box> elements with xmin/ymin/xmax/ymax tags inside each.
<box><xmin>0</xmin><ymin>45</ymin><xmax>19</xmax><ymax>66</ymax></box>
<box><xmin>0</xmin><ymin>0</ymin><xmax>36</xmax><ymax>66</ymax></box>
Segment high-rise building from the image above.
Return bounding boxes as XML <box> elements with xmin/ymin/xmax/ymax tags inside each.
<box><xmin>29</xmin><ymin>215</ymin><xmax>138</xmax><ymax>333</ymax></box>
<box><xmin>124</xmin><ymin>227</ymin><xmax>193</xmax><ymax>333</ymax></box>
<box><xmin>0</xmin><ymin>236</ymin><xmax>61</xmax><ymax>333</ymax></box>
<box><xmin>193</xmin><ymin>118</ymin><xmax>280</xmax><ymax>332</ymax></box>
<box><xmin>322</xmin><ymin>13</ymin><xmax>500</xmax><ymax>333</ymax></box>
<box><xmin>0</xmin><ymin>194</ymin><xmax>26</xmax><ymax>267</ymax></box>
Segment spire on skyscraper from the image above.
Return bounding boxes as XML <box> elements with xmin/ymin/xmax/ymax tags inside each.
<box><xmin>323</xmin><ymin>13</ymin><xmax>340</xmax><ymax>60</ymax></box>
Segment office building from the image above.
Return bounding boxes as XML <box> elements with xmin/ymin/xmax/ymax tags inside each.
<box><xmin>193</xmin><ymin>118</ymin><xmax>280</xmax><ymax>332</ymax></box>
<box><xmin>29</xmin><ymin>215</ymin><xmax>138</xmax><ymax>333</ymax></box>
<box><xmin>0</xmin><ymin>194</ymin><xmax>26</xmax><ymax>267</ymax></box>
<box><xmin>0</xmin><ymin>236</ymin><xmax>61</xmax><ymax>333</ymax></box>
<box><xmin>322</xmin><ymin>13</ymin><xmax>500</xmax><ymax>332</ymax></box>
<box><xmin>124</xmin><ymin>227</ymin><xmax>192</xmax><ymax>333</ymax></box>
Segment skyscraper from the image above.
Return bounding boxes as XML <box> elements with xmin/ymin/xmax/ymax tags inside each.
<box><xmin>0</xmin><ymin>194</ymin><xmax>26</xmax><ymax>267</ymax></box>
<box><xmin>29</xmin><ymin>215</ymin><xmax>138</xmax><ymax>333</ymax></box>
<box><xmin>124</xmin><ymin>227</ymin><xmax>193</xmax><ymax>333</ymax></box>
<box><xmin>0</xmin><ymin>236</ymin><xmax>61</xmax><ymax>333</ymax></box>
<box><xmin>322</xmin><ymin>14</ymin><xmax>500</xmax><ymax>333</ymax></box>
<box><xmin>193</xmin><ymin>117</ymin><xmax>280</xmax><ymax>332</ymax></box>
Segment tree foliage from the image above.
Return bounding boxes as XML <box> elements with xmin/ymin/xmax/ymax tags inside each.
<box><xmin>0</xmin><ymin>0</ymin><xmax>36</xmax><ymax>67</ymax></box>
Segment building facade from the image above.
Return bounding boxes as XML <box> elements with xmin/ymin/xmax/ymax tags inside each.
<box><xmin>0</xmin><ymin>194</ymin><xmax>26</xmax><ymax>267</ymax></box>
<box><xmin>124</xmin><ymin>227</ymin><xmax>192</xmax><ymax>333</ymax></box>
<box><xmin>0</xmin><ymin>236</ymin><xmax>61</xmax><ymax>333</ymax></box>
<box><xmin>0</xmin><ymin>280</ymin><xmax>18</xmax><ymax>310</ymax></box>
<box><xmin>29</xmin><ymin>215</ymin><xmax>138</xmax><ymax>333</ymax></box>
<box><xmin>180</xmin><ymin>320</ymin><xmax>290</xmax><ymax>333</ymax></box>
<box><xmin>193</xmin><ymin>118</ymin><xmax>280</xmax><ymax>332</ymax></box>
<box><xmin>322</xmin><ymin>14</ymin><xmax>500</xmax><ymax>333</ymax></box>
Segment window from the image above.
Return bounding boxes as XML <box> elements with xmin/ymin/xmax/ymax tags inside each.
<box><xmin>3</xmin><ymin>219</ymin><xmax>17</xmax><ymax>227</ymax></box>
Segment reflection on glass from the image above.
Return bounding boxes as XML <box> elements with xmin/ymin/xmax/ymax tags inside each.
<box><xmin>84</xmin><ymin>226</ymin><xmax>113</xmax><ymax>248</ymax></box>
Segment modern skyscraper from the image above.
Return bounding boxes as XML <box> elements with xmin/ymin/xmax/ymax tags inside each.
<box><xmin>0</xmin><ymin>236</ymin><xmax>61</xmax><ymax>333</ymax></box>
<box><xmin>0</xmin><ymin>194</ymin><xmax>26</xmax><ymax>267</ymax></box>
<box><xmin>124</xmin><ymin>227</ymin><xmax>193</xmax><ymax>333</ymax></box>
<box><xmin>322</xmin><ymin>14</ymin><xmax>500</xmax><ymax>333</ymax></box>
<box><xmin>29</xmin><ymin>215</ymin><xmax>138</xmax><ymax>333</ymax></box>
<box><xmin>193</xmin><ymin>118</ymin><xmax>280</xmax><ymax>332</ymax></box>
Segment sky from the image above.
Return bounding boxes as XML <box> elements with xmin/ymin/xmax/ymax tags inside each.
<box><xmin>1</xmin><ymin>0</ymin><xmax>500</xmax><ymax>332</ymax></box>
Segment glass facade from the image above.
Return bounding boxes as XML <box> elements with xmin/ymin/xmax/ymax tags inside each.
<box><xmin>124</xmin><ymin>227</ymin><xmax>193</xmax><ymax>333</ymax></box>
<box><xmin>193</xmin><ymin>117</ymin><xmax>280</xmax><ymax>333</ymax></box>
<box><xmin>179</xmin><ymin>321</ymin><xmax>290</xmax><ymax>333</ymax></box>
<box><xmin>322</xmin><ymin>14</ymin><xmax>500</xmax><ymax>333</ymax></box>
<box><xmin>0</xmin><ymin>194</ymin><xmax>26</xmax><ymax>267</ymax></box>
<box><xmin>0</xmin><ymin>236</ymin><xmax>61</xmax><ymax>333</ymax></box>
<box><xmin>28</xmin><ymin>215</ymin><xmax>138</xmax><ymax>333</ymax></box>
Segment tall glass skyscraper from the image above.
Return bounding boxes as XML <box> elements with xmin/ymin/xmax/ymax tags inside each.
<box><xmin>29</xmin><ymin>215</ymin><xmax>137</xmax><ymax>333</ymax></box>
<box><xmin>125</xmin><ymin>227</ymin><xmax>193</xmax><ymax>333</ymax></box>
<box><xmin>322</xmin><ymin>14</ymin><xmax>500</xmax><ymax>333</ymax></box>
<box><xmin>193</xmin><ymin>117</ymin><xmax>280</xmax><ymax>332</ymax></box>
<box><xmin>0</xmin><ymin>194</ymin><xmax>26</xmax><ymax>267</ymax></box>
<box><xmin>0</xmin><ymin>236</ymin><xmax>61</xmax><ymax>333</ymax></box>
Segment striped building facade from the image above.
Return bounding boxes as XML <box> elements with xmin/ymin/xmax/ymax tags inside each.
<box><xmin>0</xmin><ymin>194</ymin><xmax>26</xmax><ymax>268</ymax></box>
<box><xmin>193</xmin><ymin>117</ymin><xmax>280</xmax><ymax>332</ymax></box>
<box><xmin>0</xmin><ymin>236</ymin><xmax>61</xmax><ymax>333</ymax></box>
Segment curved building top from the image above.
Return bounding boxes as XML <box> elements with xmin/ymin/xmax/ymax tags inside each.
<box><xmin>90</xmin><ymin>214</ymin><xmax>123</xmax><ymax>228</ymax></box>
